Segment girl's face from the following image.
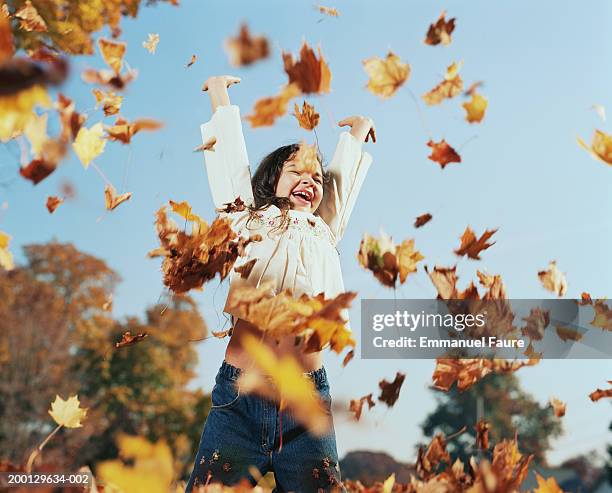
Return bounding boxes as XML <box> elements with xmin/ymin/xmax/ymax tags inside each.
<box><xmin>275</xmin><ymin>154</ymin><xmax>324</xmax><ymax>214</ymax></box>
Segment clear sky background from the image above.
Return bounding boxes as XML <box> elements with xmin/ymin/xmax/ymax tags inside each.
<box><xmin>2</xmin><ymin>0</ymin><xmax>611</xmax><ymax>466</ymax></box>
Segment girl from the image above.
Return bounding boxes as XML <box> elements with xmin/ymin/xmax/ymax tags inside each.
<box><xmin>186</xmin><ymin>74</ymin><xmax>375</xmax><ymax>493</ymax></box>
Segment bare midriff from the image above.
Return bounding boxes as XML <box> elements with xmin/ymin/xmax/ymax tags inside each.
<box><xmin>224</xmin><ymin>318</ymin><xmax>323</xmax><ymax>372</ymax></box>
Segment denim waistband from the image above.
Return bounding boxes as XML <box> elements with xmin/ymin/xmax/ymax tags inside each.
<box><xmin>218</xmin><ymin>359</ymin><xmax>328</xmax><ymax>387</ymax></box>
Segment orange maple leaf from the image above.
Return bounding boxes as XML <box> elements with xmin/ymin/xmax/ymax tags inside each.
<box><xmin>282</xmin><ymin>42</ymin><xmax>331</xmax><ymax>95</ymax></box>
<box><xmin>427</xmin><ymin>139</ymin><xmax>461</xmax><ymax>168</ymax></box>
<box><xmin>424</xmin><ymin>10</ymin><xmax>455</xmax><ymax>46</ymax></box>
<box><xmin>454</xmin><ymin>226</ymin><xmax>497</xmax><ymax>260</ymax></box>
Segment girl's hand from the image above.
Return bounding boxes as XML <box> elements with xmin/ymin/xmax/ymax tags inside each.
<box><xmin>338</xmin><ymin>116</ymin><xmax>376</xmax><ymax>143</ymax></box>
<box><xmin>203</xmin><ymin>75</ymin><xmax>241</xmax><ymax>113</ymax></box>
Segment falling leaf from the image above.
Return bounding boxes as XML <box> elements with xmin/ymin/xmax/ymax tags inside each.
<box><xmin>414</xmin><ymin>213</ymin><xmax>432</xmax><ymax>228</ymax></box>
<box><xmin>424</xmin><ymin>10</ymin><xmax>455</xmax><ymax>46</ymax></box>
<box><xmin>577</xmin><ymin>129</ymin><xmax>612</xmax><ymax>165</ymax></box>
<box><xmin>533</xmin><ymin>473</ymin><xmax>564</xmax><ymax>493</ymax></box>
<box><xmin>416</xmin><ymin>434</ymin><xmax>451</xmax><ymax>480</ymax></box>
<box><xmin>193</xmin><ymin>136</ymin><xmax>216</xmax><ymax>152</ymax></box>
<box><xmin>19</xmin><ymin>139</ymin><xmax>66</xmax><ymax>184</ymax></box>
<box><xmin>55</xmin><ymin>93</ymin><xmax>86</xmax><ymax>142</ymax></box>
<box><xmin>590</xmin><ymin>300</ymin><xmax>612</xmax><ymax>331</ymax></box>
<box><xmin>92</xmin><ymin>88</ymin><xmax>123</xmax><ymax>116</ymax></box>
<box><xmin>142</xmin><ymin>33</ymin><xmax>159</xmax><ymax>54</ymax></box>
<box><xmin>282</xmin><ymin>41</ymin><xmax>331</xmax><ymax>95</ymax></box>
<box><xmin>186</xmin><ymin>54</ymin><xmax>196</xmax><ymax>67</ymax></box>
<box><xmin>520</xmin><ymin>308</ymin><xmax>550</xmax><ymax>341</ymax></box>
<box><xmin>224</xmin><ymin>23</ymin><xmax>270</xmax><ymax>67</ymax></box>
<box><xmin>0</xmin><ymin>85</ymin><xmax>51</xmax><ymax>142</ymax></box>
<box><xmin>211</xmin><ymin>329</ymin><xmax>231</xmax><ymax>338</ymax></box>
<box><xmin>342</xmin><ymin>349</ymin><xmax>354</xmax><ymax>367</ymax></box>
<box><xmin>349</xmin><ymin>393</ymin><xmax>375</xmax><ymax>420</ymax></box>
<box><xmin>475</xmin><ymin>419</ymin><xmax>490</xmax><ymax>449</ymax></box>
<box><xmin>105</xmin><ymin>117</ymin><xmax>163</xmax><ymax>144</ymax></box>
<box><xmin>555</xmin><ymin>325</ymin><xmax>582</xmax><ymax>342</ymax></box>
<box><xmin>427</xmin><ymin>139</ymin><xmax>461</xmax><ymax>169</ymax></box>
<box><xmin>549</xmin><ymin>397</ymin><xmax>566</xmax><ymax>417</ymax></box>
<box><xmin>245</xmin><ymin>83</ymin><xmax>301</xmax><ymax>128</ymax></box>
<box><xmin>538</xmin><ymin>261</ymin><xmax>567</xmax><ymax>297</ymax></box>
<box><xmin>0</xmin><ymin>231</ymin><xmax>14</xmax><ymax>270</ymax></box>
<box><xmin>378</xmin><ymin>372</ymin><xmax>405</xmax><ymax>407</ymax></box>
<box><xmin>591</xmin><ymin>104</ymin><xmax>606</xmax><ymax>123</ymax></box>
<box><xmin>237</xmin><ymin>333</ymin><xmax>331</xmax><ymax>436</ymax></box>
<box><xmin>104</xmin><ymin>185</ymin><xmax>132</xmax><ymax>211</ymax></box>
<box><xmin>293</xmin><ymin>101</ymin><xmax>320</xmax><ymax>130</ymax></box>
<box><xmin>48</xmin><ymin>395</ymin><xmax>88</xmax><ymax>428</ymax></box>
<box><xmin>292</xmin><ymin>140</ymin><xmax>320</xmax><ymax>173</ymax></box>
<box><xmin>425</xmin><ymin>265</ymin><xmax>478</xmax><ymax>300</ymax></box>
<box><xmin>115</xmin><ymin>331</ymin><xmax>148</xmax><ymax>348</ymax></box>
<box><xmin>98</xmin><ymin>38</ymin><xmax>126</xmax><ymax>74</ymax></box>
<box><xmin>362</xmin><ymin>51</ymin><xmax>410</xmax><ymax>99</ymax></box>
<box><xmin>317</xmin><ymin>5</ymin><xmax>339</xmax><ymax>17</ymax></box>
<box><xmin>422</xmin><ymin>61</ymin><xmax>464</xmax><ymax>105</ymax></box>
<box><xmin>72</xmin><ymin>122</ymin><xmax>106</xmax><ymax>168</ymax></box>
<box><xmin>81</xmin><ymin>67</ymin><xmax>138</xmax><ymax>91</ymax></box>
<box><xmin>168</xmin><ymin>199</ymin><xmax>205</xmax><ymax>223</ymax></box>
<box><xmin>464</xmin><ymin>81</ymin><xmax>484</xmax><ymax>96</ymax></box>
<box><xmin>454</xmin><ymin>226</ymin><xmax>497</xmax><ymax>260</ymax></box>
<box><xmin>357</xmin><ymin>231</ymin><xmax>424</xmax><ymax>288</ymax></box>
<box><xmin>463</xmin><ymin>92</ymin><xmax>488</xmax><ymax>123</ymax></box>
<box><xmin>46</xmin><ymin>196</ymin><xmax>63</xmax><ymax>213</ymax></box>
<box><xmin>24</xmin><ymin>112</ymin><xmax>48</xmax><ymax>156</ymax></box>
<box><xmin>15</xmin><ymin>0</ymin><xmax>47</xmax><ymax>32</ymax></box>
<box><xmin>589</xmin><ymin>381</ymin><xmax>612</xmax><ymax>402</ymax></box>
<box><xmin>234</xmin><ymin>258</ymin><xmax>257</xmax><ymax>279</ymax></box>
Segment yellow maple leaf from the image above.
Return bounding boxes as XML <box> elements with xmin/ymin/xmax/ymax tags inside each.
<box><xmin>73</xmin><ymin>123</ymin><xmax>106</xmax><ymax>168</ymax></box>
<box><xmin>104</xmin><ymin>185</ymin><xmax>132</xmax><ymax>211</ymax></box>
<box><xmin>238</xmin><ymin>333</ymin><xmax>331</xmax><ymax>436</ymax></box>
<box><xmin>24</xmin><ymin>112</ymin><xmax>49</xmax><ymax>156</ymax></box>
<box><xmin>396</xmin><ymin>238</ymin><xmax>425</xmax><ymax>283</ymax></box>
<box><xmin>462</xmin><ymin>92</ymin><xmax>488</xmax><ymax>123</ymax></box>
<box><xmin>0</xmin><ymin>85</ymin><xmax>51</xmax><ymax>142</ymax></box>
<box><xmin>92</xmin><ymin>89</ymin><xmax>123</xmax><ymax>116</ymax></box>
<box><xmin>537</xmin><ymin>260</ymin><xmax>567</xmax><ymax>297</ymax></box>
<box><xmin>534</xmin><ymin>472</ymin><xmax>564</xmax><ymax>493</ymax></box>
<box><xmin>362</xmin><ymin>51</ymin><xmax>410</xmax><ymax>99</ymax></box>
<box><xmin>293</xmin><ymin>101</ymin><xmax>320</xmax><ymax>130</ymax></box>
<box><xmin>142</xmin><ymin>33</ymin><xmax>159</xmax><ymax>54</ymax></box>
<box><xmin>577</xmin><ymin>129</ymin><xmax>612</xmax><ymax>165</ymax></box>
<box><xmin>422</xmin><ymin>61</ymin><xmax>464</xmax><ymax>105</ymax></box>
<box><xmin>97</xmin><ymin>434</ymin><xmax>173</xmax><ymax>493</ymax></box>
<box><xmin>98</xmin><ymin>38</ymin><xmax>126</xmax><ymax>75</ymax></box>
<box><xmin>48</xmin><ymin>394</ymin><xmax>88</xmax><ymax>428</ymax></box>
<box><xmin>168</xmin><ymin>199</ymin><xmax>206</xmax><ymax>225</ymax></box>
<box><xmin>0</xmin><ymin>230</ymin><xmax>14</xmax><ymax>271</ymax></box>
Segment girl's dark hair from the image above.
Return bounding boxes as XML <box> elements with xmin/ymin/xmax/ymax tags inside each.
<box><xmin>245</xmin><ymin>142</ymin><xmax>329</xmax><ymax>233</ymax></box>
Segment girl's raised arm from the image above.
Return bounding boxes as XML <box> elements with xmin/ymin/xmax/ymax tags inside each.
<box><xmin>200</xmin><ymin>75</ymin><xmax>255</xmax><ymax>209</ymax></box>
<box><xmin>317</xmin><ymin>116</ymin><xmax>376</xmax><ymax>243</ymax></box>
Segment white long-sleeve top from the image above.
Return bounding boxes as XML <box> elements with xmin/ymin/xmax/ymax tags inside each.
<box><xmin>200</xmin><ymin>105</ymin><xmax>372</xmax><ymax>331</ymax></box>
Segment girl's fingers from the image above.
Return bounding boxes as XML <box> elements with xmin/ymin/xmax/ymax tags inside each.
<box><xmin>202</xmin><ymin>75</ymin><xmax>241</xmax><ymax>92</ymax></box>
<box><xmin>338</xmin><ymin>117</ymin><xmax>355</xmax><ymax>128</ymax></box>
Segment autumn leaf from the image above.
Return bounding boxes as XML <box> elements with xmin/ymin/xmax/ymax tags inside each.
<box><xmin>93</xmin><ymin>88</ymin><xmax>123</xmax><ymax>116</ymax></box>
<box><xmin>186</xmin><ymin>54</ymin><xmax>196</xmax><ymax>68</ymax></box>
<box><xmin>193</xmin><ymin>136</ymin><xmax>216</xmax><ymax>152</ymax></box>
<box><xmin>427</xmin><ymin>139</ymin><xmax>461</xmax><ymax>168</ymax></box>
<box><xmin>555</xmin><ymin>325</ymin><xmax>582</xmax><ymax>342</ymax></box>
<box><xmin>577</xmin><ymin>129</ymin><xmax>612</xmax><ymax>165</ymax></box>
<box><xmin>521</xmin><ymin>308</ymin><xmax>550</xmax><ymax>341</ymax></box>
<box><xmin>105</xmin><ymin>117</ymin><xmax>163</xmax><ymax>144</ymax></box>
<box><xmin>282</xmin><ymin>41</ymin><xmax>331</xmax><ymax>95</ymax></box>
<box><xmin>72</xmin><ymin>122</ymin><xmax>106</xmax><ymax>168</ymax></box>
<box><xmin>55</xmin><ymin>93</ymin><xmax>86</xmax><ymax>142</ymax></box>
<box><xmin>97</xmin><ymin>434</ymin><xmax>174</xmax><ymax>493</ymax></box>
<box><xmin>15</xmin><ymin>1</ymin><xmax>47</xmax><ymax>32</ymax></box>
<box><xmin>414</xmin><ymin>213</ymin><xmax>432</xmax><ymax>228</ymax></box>
<box><xmin>416</xmin><ymin>434</ymin><xmax>451</xmax><ymax>480</ymax></box>
<box><xmin>424</xmin><ymin>10</ymin><xmax>455</xmax><ymax>46</ymax></box>
<box><xmin>549</xmin><ymin>397</ymin><xmax>566</xmax><ymax>417</ymax></box>
<box><xmin>453</xmin><ymin>226</ymin><xmax>497</xmax><ymax>260</ymax></box>
<box><xmin>0</xmin><ymin>230</ymin><xmax>14</xmax><ymax>270</ymax></box>
<box><xmin>19</xmin><ymin>139</ymin><xmax>66</xmax><ymax>184</ymax></box>
<box><xmin>378</xmin><ymin>372</ymin><xmax>405</xmax><ymax>407</ymax></box>
<box><xmin>48</xmin><ymin>394</ymin><xmax>88</xmax><ymax>428</ymax></box>
<box><xmin>348</xmin><ymin>393</ymin><xmax>375</xmax><ymax>421</ymax></box>
<box><xmin>317</xmin><ymin>5</ymin><xmax>339</xmax><ymax>17</ymax></box>
<box><xmin>245</xmin><ymin>83</ymin><xmax>301</xmax><ymax>128</ymax></box>
<box><xmin>534</xmin><ymin>472</ymin><xmax>565</xmax><ymax>493</ymax></box>
<box><xmin>538</xmin><ymin>260</ymin><xmax>567</xmax><ymax>297</ymax></box>
<box><xmin>475</xmin><ymin>419</ymin><xmax>490</xmax><ymax>449</ymax></box>
<box><xmin>24</xmin><ymin>112</ymin><xmax>48</xmax><ymax>156</ymax></box>
<box><xmin>237</xmin><ymin>333</ymin><xmax>331</xmax><ymax>436</ymax></box>
<box><xmin>142</xmin><ymin>33</ymin><xmax>159</xmax><ymax>54</ymax></box>
<box><xmin>422</xmin><ymin>61</ymin><xmax>464</xmax><ymax>105</ymax></box>
<box><xmin>104</xmin><ymin>184</ymin><xmax>132</xmax><ymax>211</ymax></box>
<box><xmin>589</xmin><ymin>381</ymin><xmax>612</xmax><ymax>402</ymax></box>
<box><xmin>81</xmin><ymin>66</ymin><xmax>138</xmax><ymax>91</ymax></box>
<box><xmin>115</xmin><ymin>331</ymin><xmax>148</xmax><ymax>348</ymax></box>
<box><xmin>463</xmin><ymin>92</ymin><xmax>488</xmax><ymax>123</ymax></box>
<box><xmin>0</xmin><ymin>85</ymin><xmax>51</xmax><ymax>142</ymax></box>
<box><xmin>362</xmin><ymin>51</ymin><xmax>410</xmax><ymax>99</ymax></box>
<box><xmin>234</xmin><ymin>258</ymin><xmax>257</xmax><ymax>279</ymax></box>
<box><xmin>590</xmin><ymin>300</ymin><xmax>612</xmax><ymax>331</ymax></box>
<box><xmin>46</xmin><ymin>196</ymin><xmax>63</xmax><ymax>213</ymax></box>
<box><xmin>293</xmin><ymin>101</ymin><xmax>320</xmax><ymax>130</ymax></box>
<box><xmin>293</xmin><ymin>140</ymin><xmax>320</xmax><ymax>174</ymax></box>
<box><xmin>224</xmin><ymin>23</ymin><xmax>270</xmax><ymax>67</ymax></box>
<box><xmin>98</xmin><ymin>37</ymin><xmax>126</xmax><ymax>74</ymax></box>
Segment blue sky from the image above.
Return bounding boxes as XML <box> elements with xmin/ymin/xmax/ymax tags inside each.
<box><xmin>2</xmin><ymin>0</ymin><xmax>611</xmax><ymax>465</ymax></box>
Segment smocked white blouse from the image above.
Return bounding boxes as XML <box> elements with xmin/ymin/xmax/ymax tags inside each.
<box><xmin>200</xmin><ymin>105</ymin><xmax>372</xmax><ymax>332</ymax></box>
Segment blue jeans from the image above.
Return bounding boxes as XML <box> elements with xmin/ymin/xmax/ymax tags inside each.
<box><xmin>185</xmin><ymin>361</ymin><xmax>346</xmax><ymax>493</ymax></box>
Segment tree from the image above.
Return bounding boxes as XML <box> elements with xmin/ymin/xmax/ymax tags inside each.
<box><xmin>420</xmin><ymin>373</ymin><xmax>562</xmax><ymax>465</ymax></box>
<box><xmin>0</xmin><ymin>241</ymin><xmax>210</xmax><ymax>479</ymax></box>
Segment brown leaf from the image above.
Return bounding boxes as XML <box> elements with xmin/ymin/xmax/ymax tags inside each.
<box><xmin>186</xmin><ymin>54</ymin><xmax>196</xmax><ymax>68</ymax></box>
<box><xmin>589</xmin><ymin>381</ymin><xmax>612</xmax><ymax>402</ymax></box>
<box><xmin>416</xmin><ymin>434</ymin><xmax>450</xmax><ymax>480</ymax></box>
<box><xmin>342</xmin><ymin>349</ymin><xmax>354</xmax><ymax>367</ymax></box>
<box><xmin>282</xmin><ymin>42</ymin><xmax>331</xmax><ymax>95</ymax></box>
<box><xmin>245</xmin><ymin>83</ymin><xmax>301</xmax><ymax>128</ymax></box>
<box><xmin>538</xmin><ymin>260</ymin><xmax>567</xmax><ymax>297</ymax></box>
<box><xmin>193</xmin><ymin>136</ymin><xmax>216</xmax><ymax>153</ymax></box>
<box><xmin>453</xmin><ymin>226</ymin><xmax>497</xmax><ymax>260</ymax></box>
<box><xmin>348</xmin><ymin>393</ymin><xmax>375</xmax><ymax>421</ymax></box>
<box><xmin>377</xmin><ymin>372</ymin><xmax>405</xmax><ymax>407</ymax></box>
<box><xmin>427</xmin><ymin>139</ymin><xmax>461</xmax><ymax>168</ymax></box>
<box><xmin>293</xmin><ymin>101</ymin><xmax>320</xmax><ymax>130</ymax></box>
<box><xmin>15</xmin><ymin>1</ymin><xmax>47</xmax><ymax>33</ymax></box>
<box><xmin>104</xmin><ymin>185</ymin><xmax>132</xmax><ymax>211</ymax></box>
<box><xmin>475</xmin><ymin>419</ymin><xmax>490</xmax><ymax>449</ymax></box>
<box><xmin>115</xmin><ymin>330</ymin><xmax>148</xmax><ymax>348</ymax></box>
<box><xmin>234</xmin><ymin>258</ymin><xmax>257</xmax><ymax>279</ymax></box>
<box><xmin>19</xmin><ymin>139</ymin><xmax>66</xmax><ymax>185</ymax></box>
<box><xmin>46</xmin><ymin>196</ymin><xmax>63</xmax><ymax>213</ymax></box>
<box><xmin>414</xmin><ymin>213</ymin><xmax>432</xmax><ymax>228</ymax></box>
<box><xmin>520</xmin><ymin>308</ymin><xmax>550</xmax><ymax>341</ymax></box>
<box><xmin>555</xmin><ymin>325</ymin><xmax>582</xmax><ymax>342</ymax></box>
<box><xmin>224</xmin><ymin>23</ymin><xmax>270</xmax><ymax>67</ymax></box>
<box><xmin>424</xmin><ymin>10</ymin><xmax>455</xmax><ymax>46</ymax></box>
<box><xmin>55</xmin><ymin>93</ymin><xmax>86</xmax><ymax>141</ymax></box>
<box><xmin>105</xmin><ymin>117</ymin><xmax>163</xmax><ymax>144</ymax></box>
<box><xmin>81</xmin><ymin>67</ymin><xmax>137</xmax><ymax>91</ymax></box>
<box><xmin>549</xmin><ymin>397</ymin><xmax>566</xmax><ymax>417</ymax></box>
<box><xmin>92</xmin><ymin>88</ymin><xmax>122</xmax><ymax>116</ymax></box>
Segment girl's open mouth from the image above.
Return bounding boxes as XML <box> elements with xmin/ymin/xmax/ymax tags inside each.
<box><xmin>291</xmin><ymin>189</ymin><xmax>313</xmax><ymax>207</ymax></box>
